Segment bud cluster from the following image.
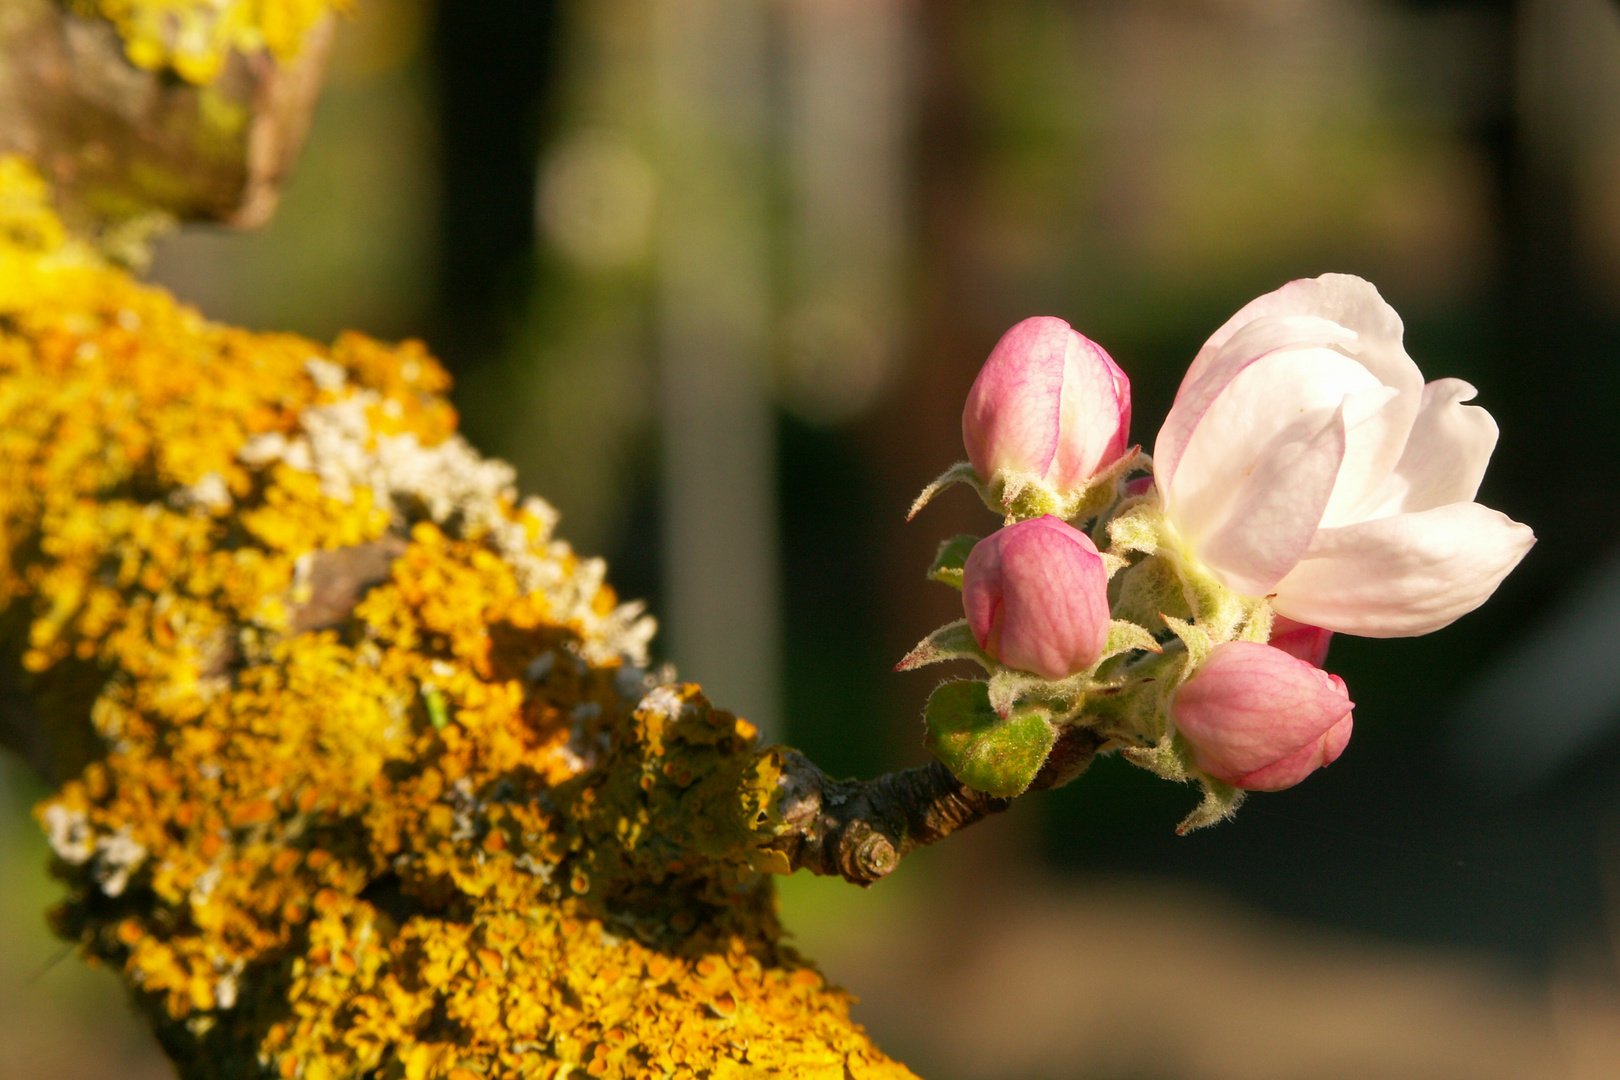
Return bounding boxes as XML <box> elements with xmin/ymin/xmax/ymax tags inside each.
<box><xmin>904</xmin><ymin>277</ymin><xmax>1534</xmax><ymax>830</ymax></box>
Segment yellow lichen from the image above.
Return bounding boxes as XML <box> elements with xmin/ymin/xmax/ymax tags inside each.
<box><xmin>68</xmin><ymin>0</ymin><xmax>347</xmax><ymax>84</ymax></box>
<box><xmin>0</xmin><ymin>155</ymin><xmax>917</xmax><ymax>1080</ymax></box>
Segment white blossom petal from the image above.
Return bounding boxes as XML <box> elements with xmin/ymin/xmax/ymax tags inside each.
<box><xmin>1318</xmin><ymin>380</ymin><xmax>1408</xmax><ymax>528</ymax></box>
<box><xmin>1272</xmin><ymin>502</ymin><xmax>1535</xmax><ymax>637</ymax></box>
<box><xmin>1165</xmin><ymin>347</ymin><xmax>1381</xmax><ymax>548</ymax></box>
<box><xmin>1356</xmin><ymin>378</ymin><xmax>1500</xmax><ymax>519</ymax></box>
<box><xmin>1156</xmin><ymin>314</ymin><xmax>1355</xmax><ymax>489</ymax></box>
<box><xmin>1196</xmin><ymin>399</ymin><xmax>1347</xmax><ymax>595</ymax></box>
<box><xmin>1181</xmin><ymin>275</ymin><xmax>1417</xmax><ymax>388</ymax></box>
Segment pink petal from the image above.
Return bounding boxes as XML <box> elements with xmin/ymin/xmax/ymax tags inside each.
<box><xmin>1268</xmin><ymin>616</ymin><xmax>1334</xmax><ymax>667</ymax></box>
<box><xmin>1053</xmin><ymin>333</ymin><xmax>1131</xmax><ymax>490</ymax></box>
<box><xmin>1234</xmin><ymin>713</ymin><xmax>1354</xmax><ymax>791</ymax></box>
<box><xmin>961</xmin><ymin>516</ymin><xmax>1111</xmax><ymax>680</ymax></box>
<box><xmin>1173</xmin><ymin>642</ymin><xmax>1354</xmax><ymax>787</ymax></box>
<box><xmin>963</xmin><ymin>317</ymin><xmax>1069</xmax><ymax>482</ymax></box>
<box><xmin>1161</xmin><ymin>274</ymin><xmax>1424</xmax><ymax>495</ymax></box>
<box><xmin>1272</xmin><ymin>502</ymin><xmax>1536</xmax><ymax>637</ymax></box>
<box><xmin>1317</xmin><ymin>382</ymin><xmax>1410</xmax><ymax>528</ymax></box>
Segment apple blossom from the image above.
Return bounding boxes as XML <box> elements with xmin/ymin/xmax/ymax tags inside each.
<box><xmin>1267</xmin><ymin>615</ymin><xmax>1333</xmax><ymax>667</ymax></box>
<box><xmin>1172</xmin><ymin>641</ymin><xmax>1354</xmax><ymax>792</ymax></box>
<box><xmin>962</xmin><ymin>515</ymin><xmax>1110</xmax><ymax>680</ymax></box>
<box><xmin>1153</xmin><ymin>273</ymin><xmax>1534</xmax><ymax>637</ymax></box>
<box><xmin>963</xmin><ymin>316</ymin><xmax>1132</xmax><ymax>508</ymax></box>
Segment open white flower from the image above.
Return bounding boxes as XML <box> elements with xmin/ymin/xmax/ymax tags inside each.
<box><xmin>1153</xmin><ymin>273</ymin><xmax>1534</xmax><ymax>637</ymax></box>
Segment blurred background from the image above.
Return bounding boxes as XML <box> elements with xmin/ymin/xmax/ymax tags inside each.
<box><xmin>6</xmin><ymin>0</ymin><xmax>1620</xmax><ymax>1076</ymax></box>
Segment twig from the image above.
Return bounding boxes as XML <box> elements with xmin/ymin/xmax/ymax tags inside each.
<box><xmin>766</xmin><ymin>725</ymin><xmax>1105</xmax><ymax>886</ymax></box>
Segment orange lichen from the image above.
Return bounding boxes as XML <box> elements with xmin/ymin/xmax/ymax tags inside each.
<box><xmin>69</xmin><ymin>0</ymin><xmax>347</xmax><ymax>84</ymax></box>
<box><xmin>0</xmin><ymin>156</ymin><xmax>916</xmax><ymax>1079</ymax></box>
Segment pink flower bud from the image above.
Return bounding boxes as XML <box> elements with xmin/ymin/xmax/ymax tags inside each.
<box><xmin>1172</xmin><ymin>641</ymin><xmax>1354</xmax><ymax>792</ymax></box>
<box><xmin>962</xmin><ymin>516</ymin><xmax>1110</xmax><ymax>680</ymax></box>
<box><xmin>962</xmin><ymin>317</ymin><xmax>1132</xmax><ymax>495</ymax></box>
<box><xmin>1267</xmin><ymin>615</ymin><xmax>1334</xmax><ymax>668</ymax></box>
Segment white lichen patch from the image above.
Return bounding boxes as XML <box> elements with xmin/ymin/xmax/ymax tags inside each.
<box><xmin>93</xmin><ymin>828</ymin><xmax>148</xmax><ymax>897</ymax></box>
<box><xmin>42</xmin><ymin>803</ymin><xmax>94</xmax><ymax>864</ymax></box>
<box><xmin>169</xmin><ymin>471</ymin><xmax>232</xmax><ymax>514</ymax></box>
<box><xmin>190</xmin><ymin>863</ymin><xmax>223</xmax><ymax>908</ymax></box>
<box><xmin>303</xmin><ymin>356</ymin><xmax>348</xmax><ymax>393</ymax></box>
<box><xmin>237</xmin><ymin>373</ymin><xmax>656</xmax><ymax>666</ymax></box>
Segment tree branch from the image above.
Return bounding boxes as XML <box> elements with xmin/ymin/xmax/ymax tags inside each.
<box><xmin>765</xmin><ymin>725</ymin><xmax>1105</xmax><ymax>885</ymax></box>
<box><xmin>0</xmin><ymin>0</ymin><xmax>333</xmax><ymax>234</ymax></box>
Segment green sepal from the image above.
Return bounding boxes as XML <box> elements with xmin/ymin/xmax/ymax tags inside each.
<box><xmin>1110</xmin><ymin>553</ymin><xmax>1193</xmax><ymax>633</ymax></box>
<box><xmin>1176</xmin><ymin>777</ymin><xmax>1246</xmax><ymax>835</ymax></box>
<box><xmin>923</xmin><ymin>681</ymin><xmax>1057</xmax><ymax>798</ymax></box>
<box><xmin>985</xmin><ymin>666</ymin><xmax>1052</xmax><ymax>719</ymax></box>
<box><xmin>1235</xmin><ymin>597</ymin><xmax>1275</xmax><ymax>643</ymax></box>
<box><xmin>1105</xmin><ymin>498</ymin><xmax>1164</xmax><ymax>556</ymax></box>
<box><xmin>993</xmin><ymin>473</ymin><xmax>1065</xmax><ymax>522</ymax></box>
<box><xmin>895</xmin><ymin>619</ymin><xmax>992</xmax><ymax>673</ymax></box>
<box><xmin>1121</xmin><ymin>735</ymin><xmax>1189</xmax><ymax>783</ymax></box>
<box><xmin>1162</xmin><ymin>615</ymin><xmax>1213</xmax><ymax>672</ymax></box>
<box><xmin>1099</xmin><ymin>619</ymin><xmax>1161</xmax><ymax>663</ymax></box>
<box><xmin>926</xmin><ymin>534</ymin><xmax>979</xmax><ymax>590</ymax></box>
<box><xmin>989</xmin><ymin>446</ymin><xmax>1142</xmax><ymax>526</ymax></box>
<box><xmin>1166</xmin><ymin>549</ymin><xmax>1247</xmax><ymax>640</ymax></box>
<box><xmin>907</xmin><ymin>461</ymin><xmax>981</xmax><ymax>521</ymax></box>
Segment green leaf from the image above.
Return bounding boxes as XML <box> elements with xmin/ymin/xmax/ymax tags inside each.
<box><xmin>895</xmin><ymin>619</ymin><xmax>992</xmax><ymax>673</ymax></box>
<box><xmin>923</xmin><ymin>681</ymin><xmax>1056</xmax><ymax>798</ymax></box>
<box><xmin>926</xmin><ymin>534</ymin><xmax>980</xmax><ymax>589</ymax></box>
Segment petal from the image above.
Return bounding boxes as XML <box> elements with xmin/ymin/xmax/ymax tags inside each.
<box><xmin>1355</xmin><ymin>378</ymin><xmax>1500</xmax><ymax>519</ymax></box>
<box><xmin>1164</xmin><ymin>348</ymin><xmax>1383</xmax><ymax>593</ymax></box>
<box><xmin>962</xmin><ymin>517</ymin><xmax>1111</xmax><ymax>679</ymax></box>
<box><xmin>996</xmin><ymin>519</ymin><xmax>1111</xmax><ymax>678</ymax></box>
<box><xmin>1268</xmin><ymin>615</ymin><xmax>1334</xmax><ymax>667</ymax></box>
<box><xmin>1155</xmin><ymin>313</ymin><xmax>1356</xmax><ymax>489</ymax></box>
<box><xmin>1317</xmin><ymin>382</ymin><xmax>1409</xmax><ymax>528</ymax></box>
<box><xmin>1173</xmin><ymin>642</ymin><xmax>1354</xmax><ymax>781</ymax></box>
<box><xmin>962</xmin><ymin>317</ymin><xmax>1069</xmax><ymax>481</ymax></box>
<box><xmin>1235</xmin><ymin>712</ymin><xmax>1353</xmax><ymax>791</ymax></box>
<box><xmin>1191</xmin><ymin>274</ymin><xmax>1419</xmax><ymax>391</ymax></box>
<box><xmin>1272</xmin><ymin>502</ymin><xmax>1536</xmax><ymax>637</ymax></box>
<box><xmin>1195</xmin><ymin>398</ymin><xmax>1347</xmax><ymax>596</ymax></box>
<box><xmin>1163</xmin><ymin>274</ymin><xmax>1425</xmax><ymax>494</ymax></box>
<box><xmin>962</xmin><ymin>536</ymin><xmax>1005</xmax><ymax>651</ymax></box>
<box><xmin>1052</xmin><ymin>331</ymin><xmax>1131</xmax><ymax>489</ymax></box>
<box><xmin>1298</xmin><ymin>274</ymin><xmax>1423</xmax><ymax>403</ymax></box>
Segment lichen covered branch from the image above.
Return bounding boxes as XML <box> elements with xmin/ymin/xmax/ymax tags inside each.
<box><xmin>0</xmin><ymin>156</ymin><xmax>934</xmax><ymax>1080</ymax></box>
<box><xmin>0</xmin><ymin>0</ymin><xmax>337</xmax><ymax>236</ymax></box>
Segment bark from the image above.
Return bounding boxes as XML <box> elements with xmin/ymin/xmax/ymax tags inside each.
<box><xmin>0</xmin><ymin>0</ymin><xmax>332</xmax><ymax>232</ymax></box>
<box><xmin>768</xmin><ymin>724</ymin><xmax>1105</xmax><ymax>885</ymax></box>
